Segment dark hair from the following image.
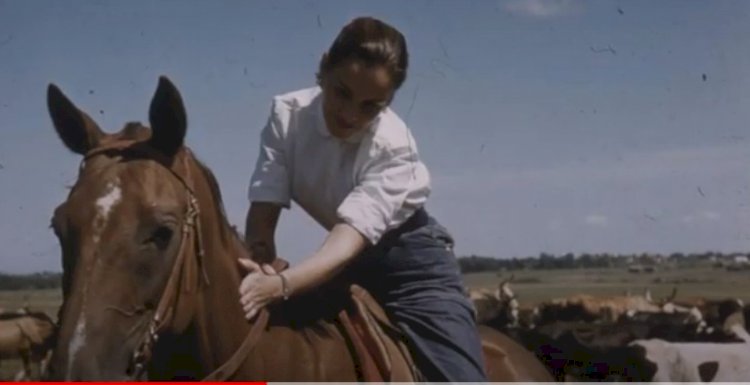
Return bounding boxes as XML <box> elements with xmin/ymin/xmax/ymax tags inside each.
<box><xmin>317</xmin><ymin>17</ymin><xmax>409</xmax><ymax>90</ymax></box>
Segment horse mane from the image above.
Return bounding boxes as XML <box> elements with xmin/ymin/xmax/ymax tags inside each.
<box><xmin>186</xmin><ymin>145</ymin><xmax>354</xmax><ymax>327</ymax></box>
<box><xmin>192</xmin><ymin>158</ymin><xmax>235</xmax><ymax>242</ymax></box>
<box><xmin>189</xmin><ymin>151</ymin><xmax>258</xmax><ymax>265</ymax></box>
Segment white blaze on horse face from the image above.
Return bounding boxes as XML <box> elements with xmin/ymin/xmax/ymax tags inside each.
<box><xmin>63</xmin><ymin>179</ymin><xmax>121</xmax><ymax>378</ymax></box>
<box><xmin>67</xmin><ymin>317</ymin><xmax>86</xmax><ymax>379</ymax></box>
<box><xmin>92</xmin><ymin>179</ymin><xmax>122</xmax><ymax>245</ymax></box>
<box><xmin>96</xmin><ymin>179</ymin><xmax>122</xmax><ymax>219</ymax></box>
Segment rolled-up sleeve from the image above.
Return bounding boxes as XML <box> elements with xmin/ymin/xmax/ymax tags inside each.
<box><xmin>336</xmin><ymin>145</ymin><xmax>418</xmax><ymax>244</ymax></box>
<box><xmin>248</xmin><ymin>99</ymin><xmax>292</xmax><ymax>208</ymax></box>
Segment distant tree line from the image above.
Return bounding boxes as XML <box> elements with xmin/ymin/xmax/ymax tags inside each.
<box><xmin>457</xmin><ymin>251</ymin><xmax>750</xmax><ymax>273</ymax></box>
<box><xmin>0</xmin><ymin>271</ymin><xmax>62</xmax><ymax>291</ymax></box>
<box><xmin>1</xmin><ymin>250</ymin><xmax>747</xmax><ymax>289</ymax></box>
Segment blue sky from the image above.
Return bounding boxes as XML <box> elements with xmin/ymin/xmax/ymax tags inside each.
<box><xmin>0</xmin><ymin>0</ymin><xmax>748</xmax><ymax>273</ymax></box>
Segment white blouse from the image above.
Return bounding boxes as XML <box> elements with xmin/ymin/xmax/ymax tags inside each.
<box><xmin>248</xmin><ymin>86</ymin><xmax>431</xmax><ymax>244</ymax></box>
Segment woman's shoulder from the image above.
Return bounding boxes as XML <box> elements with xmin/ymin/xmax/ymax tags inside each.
<box><xmin>370</xmin><ymin>108</ymin><xmax>416</xmax><ymax>152</ymax></box>
<box><xmin>265</xmin><ymin>86</ymin><xmax>322</xmax><ymax>137</ymax></box>
<box><xmin>271</xmin><ymin>86</ymin><xmax>321</xmax><ymax>113</ymax></box>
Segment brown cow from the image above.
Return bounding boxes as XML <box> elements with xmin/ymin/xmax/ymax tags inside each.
<box><xmin>0</xmin><ymin>312</ymin><xmax>56</xmax><ymax>380</ymax></box>
<box><xmin>537</xmin><ymin>288</ymin><xmax>677</xmax><ymax>324</ymax></box>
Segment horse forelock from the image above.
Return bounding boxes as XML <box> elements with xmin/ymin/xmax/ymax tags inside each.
<box><xmin>121</xmin><ymin>122</ymin><xmax>151</xmax><ymax>140</ymax></box>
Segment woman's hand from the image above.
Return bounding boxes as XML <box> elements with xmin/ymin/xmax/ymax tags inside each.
<box><xmin>238</xmin><ymin>258</ymin><xmax>282</xmax><ymax>320</ymax></box>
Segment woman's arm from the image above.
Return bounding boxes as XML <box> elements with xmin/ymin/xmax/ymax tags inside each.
<box><xmin>283</xmin><ymin>222</ymin><xmax>368</xmax><ymax>295</ymax></box>
<box><xmin>239</xmin><ymin>140</ymin><xmax>423</xmax><ymax>319</ymax></box>
<box><xmin>239</xmin><ymin>222</ymin><xmax>368</xmax><ymax>319</ymax></box>
<box><xmin>244</xmin><ymin>202</ymin><xmax>282</xmax><ymax>263</ymax></box>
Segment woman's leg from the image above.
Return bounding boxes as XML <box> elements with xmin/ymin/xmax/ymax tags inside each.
<box><xmin>357</xmin><ymin>214</ymin><xmax>487</xmax><ymax>381</ymax></box>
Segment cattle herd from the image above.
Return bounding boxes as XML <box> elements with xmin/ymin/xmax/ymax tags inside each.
<box><xmin>2</xmin><ymin>283</ymin><xmax>750</xmax><ymax>381</ymax></box>
<box><xmin>469</xmin><ymin>278</ymin><xmax>750</xmax><ymax>381</ymax></box>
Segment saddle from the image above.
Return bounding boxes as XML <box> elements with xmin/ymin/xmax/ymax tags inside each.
<box><xmin>268</xmin><ymin>258</ymin><xmax>420</xmax><ymax>382</ymax></box>
<box><xmin>339</xmin><ymin>284</ymin><xmax>419</xmax><ymax>381</ymax></box>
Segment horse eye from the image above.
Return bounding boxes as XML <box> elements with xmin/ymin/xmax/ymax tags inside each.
<box><xmin>145</xmin><ymin>226</ymin><xmax>173</xmax><ymax>249</ymax></box>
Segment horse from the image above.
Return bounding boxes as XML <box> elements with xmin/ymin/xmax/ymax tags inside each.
<box><xmin>43</xmin><ymin>76</ymin><xmax>554</xmax><ymax>381</ymax></box>
<box><xmin>0</xmin><ymin>311</ymin><xmax>56</xmax><ymax>380</ymax></box>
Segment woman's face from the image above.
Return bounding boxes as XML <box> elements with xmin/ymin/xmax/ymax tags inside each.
<box><xmin>320</xmin><ymin>58</ymin><xmax>395</xmax><ymax>139</ymax></box>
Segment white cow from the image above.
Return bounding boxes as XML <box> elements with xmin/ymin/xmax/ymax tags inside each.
<box><xmin>630</xmin><ymin>338</ymin><xmax>750</xmax><ymax>381</ymax></box>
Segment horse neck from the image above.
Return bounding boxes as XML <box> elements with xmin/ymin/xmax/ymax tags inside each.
<box><xmin>182</xmin><ymin>156</ymin><xmax>258</xmax><ymax>373</ymax></box>
<box><xmin>174</xmin><ymin>162</ymin><xmax>358</xmax><ymax>380</ymax></box>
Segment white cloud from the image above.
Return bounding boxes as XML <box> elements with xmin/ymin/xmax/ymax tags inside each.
<box><xmin>585</xmin><ymin>214</ymin><xmax>608</xmax><ymax>226</ymax></box>
<box><xmin>503</xmin><ymin>0</ymin><xmax>581</xmax><ymax>18</ymax></box>
<box><xmin>682</xmin><ymin>210</ymin><xmax>721</xmax><ymax>224</ymax></box>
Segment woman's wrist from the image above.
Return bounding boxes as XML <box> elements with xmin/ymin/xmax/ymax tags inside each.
<box><xmin>277</xmin><ymin>272</ymin><xmax>292</xmax><ymax>300</ymax></box>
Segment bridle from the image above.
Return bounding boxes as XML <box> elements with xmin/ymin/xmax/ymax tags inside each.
<box><xmin>75</xmin><ymin>140</ymin><xmax>270</xmax><ymax>381</ymax></box>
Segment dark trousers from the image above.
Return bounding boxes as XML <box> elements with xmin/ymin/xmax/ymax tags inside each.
<box><xmin>349</xmin><ymin>208</ymin><xmax>488</xmax><ymax>382</ymax></box>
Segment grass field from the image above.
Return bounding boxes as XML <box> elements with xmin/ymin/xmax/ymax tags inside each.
<box><xmin>0</xmin><ymin>289</ymin><xmax>61</xmax><ymax>317</ymax></box>
<box><xmin>1</xmin><ymin>265</ymin><xmax>749</xmax><ymax>380</ymax></box>
<box><xmin>463</xmin><ymin>265</ymin><xmax>750</xmax><ymax>305</ymax></box>
<box><xmin>0</xmin><ymin>289</ymin><xmax>60</xmax><ymax>381</ymax></box>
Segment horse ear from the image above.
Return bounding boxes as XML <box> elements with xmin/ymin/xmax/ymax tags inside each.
<box><xmin>149</xmin><ymin>76</ymin><xmax>187</xmax><ymax>157</ymax></box>
<box><xmin>47</xmin><ymin>84</ymin><xmax>104</xmax><ymax>155</ymax></box>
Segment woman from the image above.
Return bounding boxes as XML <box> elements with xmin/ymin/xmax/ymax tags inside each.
<box><xmin>238</xmin><ymin>16</ymin><xmax>487</xmax><ymax>381</ymax></box>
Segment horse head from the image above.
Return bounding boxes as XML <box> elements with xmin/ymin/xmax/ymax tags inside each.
<box><xmin>45</xmin><ymin>77</ymin><xmax>247</xmax><ymax>380</ymax></box>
